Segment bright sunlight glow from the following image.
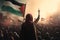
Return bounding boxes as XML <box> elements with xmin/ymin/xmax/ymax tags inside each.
<box><xmin>25</xmin><ymin>0</ymin><xmax>60</xmax><ymax>23</ymax></box>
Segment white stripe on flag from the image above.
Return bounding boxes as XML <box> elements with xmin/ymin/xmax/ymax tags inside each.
<box><xmin>3</xmin><ymin>1</ymin><xmax>20</xmax><ymax>11</ymax></box>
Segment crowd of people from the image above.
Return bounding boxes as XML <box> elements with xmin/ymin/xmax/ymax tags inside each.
<box><xmin>0</xmin><ymin>23</ymin><xmax>60</xmax><ymax>40</ymax></box>
<box><xmin>37</xmin><ymin>24</ymin><xmax>60</xmax><ymax>40</ymax></box>
<box><xmin>0</xmin><ymin>10</ymin><xmax>60</xmax><ymax>40</ymax></box>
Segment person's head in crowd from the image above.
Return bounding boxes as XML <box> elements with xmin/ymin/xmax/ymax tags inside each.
<box><xmin>25</xmin><ymin>14</ymin><xmax>33</xmax><ymax>22</ymax></box>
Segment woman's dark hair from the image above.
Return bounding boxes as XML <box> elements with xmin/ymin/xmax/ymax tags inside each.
<box><xmin>26</xmin><ymin>14</ymin><xmax>33</xmax><ymax>22</ymax></box>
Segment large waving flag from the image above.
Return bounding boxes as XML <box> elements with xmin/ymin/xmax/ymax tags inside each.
<box><xmin>1</xmin><ymin>0</ymin><xmax>26</xmax><ymax>17</ymax></box>
<box><xmin>0</xmin><ymin>0</ymin><xmax>26</xmax><ymax>27</ymax></box>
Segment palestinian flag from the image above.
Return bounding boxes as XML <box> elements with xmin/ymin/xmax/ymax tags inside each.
<box><xmin>1</xmin><ymin>0</ymin><xmax>26</xmax><ymax>17</ymax></box>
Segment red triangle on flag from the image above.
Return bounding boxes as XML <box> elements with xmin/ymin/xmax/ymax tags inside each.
<box><xmin>19</xmin><ymin>4</ymin><xmax>26</xmax><ymax>17</ymax></box>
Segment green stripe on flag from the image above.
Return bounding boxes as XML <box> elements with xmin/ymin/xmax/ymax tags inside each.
<box><xmin>1</xmin><ymin>5</ymin><xmax>22</xmax><ymax>16</ymax></box>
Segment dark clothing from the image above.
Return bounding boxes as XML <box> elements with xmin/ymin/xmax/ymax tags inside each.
<box><xmin>21</xmin><ymin>21</ymin><xmax>36</xmax><ymax>40</ymax></box>
<box><xmin>20</xmin><ymin>11</ymin><xmax>40</xmax><ymax>40</ymax></box>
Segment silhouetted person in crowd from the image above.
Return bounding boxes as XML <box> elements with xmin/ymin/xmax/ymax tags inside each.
<box><xmin>21</xmin><ymin>10</ymin><xmax>40</xmax><ymax>40</ymax></box>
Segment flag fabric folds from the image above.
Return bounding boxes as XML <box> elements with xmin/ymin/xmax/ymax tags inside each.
<box><xmin>1</xmin><ymin>0</ymin><xmax>26</xmax><ymax>17</ymax></box>
<box><xmin>2</xmin><ymin>5</ymin><xmax>22</xmax><ymax>16</ymax></box>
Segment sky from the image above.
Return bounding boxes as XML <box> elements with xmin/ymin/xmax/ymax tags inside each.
<box><xmin>25</xmin><ymin>0</ymin><xmax>60</xmax><ymax>19</ymax></box>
